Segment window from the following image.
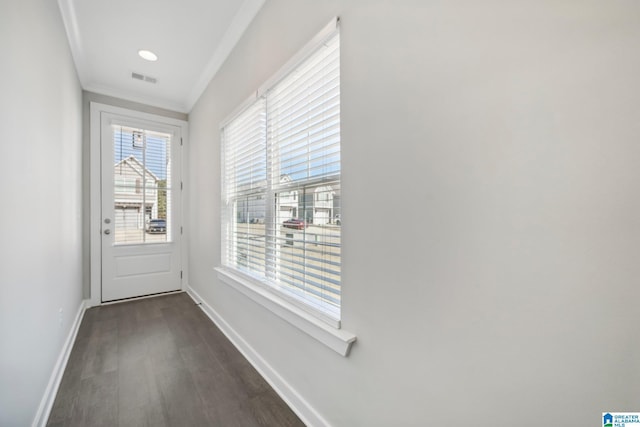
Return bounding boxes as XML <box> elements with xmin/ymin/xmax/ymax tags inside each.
<box><xmin>221</xmin><ymin>29</ymin><xmax>341</xmax><ymax>321</ymax></box>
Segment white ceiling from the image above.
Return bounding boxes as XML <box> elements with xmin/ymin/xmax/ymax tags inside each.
<box><xmin>57</xmin><ymin>0</ymin><xmax>265</xmax><ymax>113</ymax></box>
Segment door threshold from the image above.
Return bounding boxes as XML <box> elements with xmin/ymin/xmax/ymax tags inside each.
<box><xmin>100</xmin><ymin>290</ymin><xmax>184</xmax><ymax>306</ymax></box>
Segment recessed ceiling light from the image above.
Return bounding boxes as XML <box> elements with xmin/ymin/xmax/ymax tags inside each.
<box><xmin>138</xmin><ymin>50</ymin><xmax>158</xmax><ymax>61</ymax></box>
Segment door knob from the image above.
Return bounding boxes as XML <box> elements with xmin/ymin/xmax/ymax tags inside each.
<box><xmin>104</xmin><ymin>218</ymin><xmax>111</xmax><ymax>224</ymax></box>
<box><xmin>104</xmin><ymin>229</ymin><xmax>111</xmax><ymax>235</ymax></box>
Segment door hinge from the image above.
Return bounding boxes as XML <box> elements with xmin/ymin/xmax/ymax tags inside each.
<box><xmin>180</xmin><ymin>137</ymin><xmax>183</xmax><ymax>146</ymax></box>
<box><xmin>180</xmin><ymin>226</ymin><xmax>183</xmax><ymax>235</ymax></box>
<box><xmin>180</xmin><ymin>271</ymin><xmax>183</xmax><ymax>279</ymax></box>
<box><xmin>181</xmin><ymin>181</ymin><xmax>183</xmax><ymax>190</ymax></box>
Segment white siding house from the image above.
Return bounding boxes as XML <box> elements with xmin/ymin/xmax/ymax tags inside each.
<box><xmin>276</xmin><ymin>175</ymin><xmax>298</xmax><ymax>222</ymax></box>
<box><xmin>312</xmin><ymin>185</ymin><xmax>334</xmax><ymax>225</ymax></box>
<box><xmin>114</xmin><ymin>155</ymin><xmax>159</xmax><ymax>229</ymax></box>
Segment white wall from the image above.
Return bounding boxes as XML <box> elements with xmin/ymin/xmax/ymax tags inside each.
<box><xmin>188</xmin><ymin>1</ymin><xmax>640</xmax><ymax>425</ymax></box>
<box><xmin>0</xmin><ymin>0</ymin><xmax>84</xmax><ymax>425</ymax></box>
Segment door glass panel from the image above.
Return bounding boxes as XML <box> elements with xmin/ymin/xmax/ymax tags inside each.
<box><xmin>113</xmin><ymin>126</ymin><xmax>172</xmax><ymax>245</ymax></box>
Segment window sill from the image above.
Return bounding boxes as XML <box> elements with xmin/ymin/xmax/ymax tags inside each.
<box><xmin>215</xmin><ymin>267</ymin><xmax>356</xmax><ymax>356</ymax></box>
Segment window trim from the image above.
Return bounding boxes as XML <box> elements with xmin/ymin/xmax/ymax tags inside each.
<box><xmin>220</xmin><ymin>21</ymin><xmax>342</xmax><ymax>314</ymax></box>
<box><xmin>215</xmin><ymin>266</ymin><xmax>356</xmax><ymax>356</ymax></box>
<box><xmin>218</xmin><ymin>18</ymin><xmax>355</xmax><ymax>351</ymax></box>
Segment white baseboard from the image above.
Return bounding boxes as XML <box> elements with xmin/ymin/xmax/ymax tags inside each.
<box><xmin>32</xmin><ymin>298</ymin><xmax>88</xmax><ymax>427</ymax></box>
<box><xmin>187</xmin><ymin>286</ymin><xmax>330</xmax><ymax>427</ymax></box>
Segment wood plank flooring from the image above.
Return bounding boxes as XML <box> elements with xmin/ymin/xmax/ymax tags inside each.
<box><xmin>47</xmin><ymin>292</ymin><xmax>305</xmax><ymax>427</ymax></box>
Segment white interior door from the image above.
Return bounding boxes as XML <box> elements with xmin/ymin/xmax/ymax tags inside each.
<box><xmin>100</xmin><ymin>112</ymin><xmax>182</xmax><ymax>302</ymax></box>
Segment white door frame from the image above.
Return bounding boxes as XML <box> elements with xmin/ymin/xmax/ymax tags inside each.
<box><xmin>89</xmin><ymin>102</ymin><xmax>189</xmax><ymax>307</ymax></box>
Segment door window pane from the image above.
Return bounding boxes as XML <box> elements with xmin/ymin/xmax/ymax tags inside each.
<box><xmin>112</xmin><ymin>126</ymin><xmax>172</xmax><ymax>244</ymax></box>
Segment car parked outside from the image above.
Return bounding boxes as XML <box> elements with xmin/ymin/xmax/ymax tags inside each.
<box><xmin>282</xmin><ymin>218</ymin><xmax>306</xmax><ymax>230</ymax></box>
<box><xmin>146</xmin><ymin>219</ymin><xmax>167</xmax><ymax>233</ymax></box>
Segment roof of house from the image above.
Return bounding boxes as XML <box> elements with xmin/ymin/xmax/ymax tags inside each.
<box><xmin>114</xmin><ymin>155</ymin><xmax>160</xmax><ymax>182</ymax></box>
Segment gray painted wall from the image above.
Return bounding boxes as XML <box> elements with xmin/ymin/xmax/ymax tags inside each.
<box><xmin>0</xmin><ymin>0</ymin><xmax>83</xmax><ymax>425</ymax></box>
<box><xmin>188</xmin><ymin>1</ymin><xmax>640</xmax><ymax>425</ymax></box>
<box><xmin>81</xmin><ymin>91</ymin><xmax>187</xmax><ymax>299</ymax></box>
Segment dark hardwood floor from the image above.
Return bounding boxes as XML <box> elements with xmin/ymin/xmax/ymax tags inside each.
<box><xmin>47</xmin><ymin>292</ymin><xmax>305</xmax><ymax>427</ymax></box>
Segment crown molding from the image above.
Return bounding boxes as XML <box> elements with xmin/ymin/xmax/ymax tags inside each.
<box><xmin>185</xmin><ymin>0</ymin><xmax>266</xmax><ymax>112</ymax></box>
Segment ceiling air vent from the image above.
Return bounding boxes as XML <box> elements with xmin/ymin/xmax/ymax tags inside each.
<box><xmin>131</xmin><ymin>72</ymin><xmax>157</xmax><ymax>84</ymax></box>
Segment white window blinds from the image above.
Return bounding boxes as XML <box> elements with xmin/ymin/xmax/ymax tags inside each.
<box><xmin>222</xmin><ymin>99</ymin><xmax>267</xmax><ymax>278</ymax></box>
<box><xmin>268</xmin><ymin>33</ymin><xmax>340</xmax><ymax>186</ymax></box>
<box><xmin>222</xmin><ymin>99</ymin><xmax>266</xmax><ymax>198</ymax></box>
<box><xmin>221</xmin><ymin>28</ymin><xmax>341</xmax><ymax>320</ymax></box>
